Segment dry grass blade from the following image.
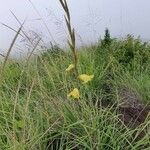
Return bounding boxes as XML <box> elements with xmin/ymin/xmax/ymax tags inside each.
<box><xmin>64</xmin><ymin>17</ymin><xmax>72</xmax><ymax>40</ymax></box>
<box><xmin>10</xmin><ymin>11</ymin><xmax>33</xmax><ymax>45</ymax></box>
<box><xmin>0</xmin><ymin>53</ymin><xmax>6</xmax><ymax>58</ymax></box>
<box><xmin>26</xmin><ymin>37</ymin><xmax>41</xmax><ymax>63</ymax></box>
<box><xmin>59</xmin><ymin>0</ymin><xmax>66</xmax><ymax>12</ymax></box>
<box><xmin>10</xmin><ymin>11</ymin><xmax>45</xmax><ymax>51</ymax></box>
<box><xmin>0</xmin><ymin>22</ymin><xmax>24</xmax><ymax>38</ymax></box>
<box><xmin>59</xmin><ymin>0</ymin><xmax>78</xmax><ymax>76</ymax></box>
<box><xmin>2</xmin><ymin>23</ymin><xmax>24</xmax><ymax>71</ymax></box>
<box><xmin>64</xmin><ymin>1</ymin><xmax>71</xmax><ymax>20</ymax></box>
<box><xmin>27</xmin><ymin>0</ymin><xmax>56</xmax><ymax>44</ymax></box>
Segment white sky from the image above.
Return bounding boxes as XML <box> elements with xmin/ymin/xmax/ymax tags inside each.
<box><xmin>0</xmin><ymin>0</ymin><xmax>150</xmax><ymax>56</ymax></box>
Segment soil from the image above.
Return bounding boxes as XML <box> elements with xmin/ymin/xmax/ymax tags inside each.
<box><xmin>118</xmin><ymin>88</ymin><xmax>150</xmax><ymax>128</ymax></box>
<box><xmin>117</xmin><ymin>87</ymin><xmax>150</xmax><ymax>142</ymax></box>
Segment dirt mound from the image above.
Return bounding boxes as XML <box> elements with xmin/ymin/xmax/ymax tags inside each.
<box><xmin>118</xmin><ymin>87</ymin><xmax>150</xmax><ymax>141</ymax></box>
<box><xmin>118</xmin><ymin>105</ymin><xmax>150</xmax><ymax>128</ymax></box>
<box><xmin>118</xmin><ymin>88</ymin><xmax>150</xmax><ymax>127</ymax></box>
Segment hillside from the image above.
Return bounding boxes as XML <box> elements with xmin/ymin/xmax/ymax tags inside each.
<box><xmin>0</xmin><ymin>34</ymin><xmax>150</xmax><ymax>149</ymax></box>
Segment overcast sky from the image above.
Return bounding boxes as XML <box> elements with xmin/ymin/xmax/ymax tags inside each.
<box><xmin>0</xmin><ymin>0</ymin><xmax>150</xmax><ymax>56</ymax></box>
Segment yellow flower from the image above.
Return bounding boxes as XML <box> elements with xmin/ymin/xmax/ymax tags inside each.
<box><xmin>78</xmin><ymin>74</ymin><xmax>94</xmax><ymax>84</ymax></box>
<box><xmin>67</xmin><ymin>88</ymin><xmax>80</xmax><ymax>99</ymax></box>
<box><xmin>65</xmin><ymin>64</ymin><xmax>75</xmax><ymax>72</ymax></box>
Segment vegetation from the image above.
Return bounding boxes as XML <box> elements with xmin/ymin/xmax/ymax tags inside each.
<box><xmin>0</xmin><ymin>0</ymin><xmax>150</xmax><ymax>149</ymax></box>
<box><xmin>0</xmin><ymin>33</ymin><xmax>149</xmax><ymax>149</ymax></box>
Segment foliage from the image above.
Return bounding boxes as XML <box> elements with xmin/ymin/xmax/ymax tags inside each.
<box><xmin>0</xmin><ymin>34</ymin><xmax>149</xmax><ymax>149</ymax></box>
<box><xmin>0</xmin><ymin>0</ymin><xmax>149</xmax><ymax>147</ymax></box>
<box><xmin>101</xmin><ymin>28</ymin><xmax>112</xmax><ymax>46</ymax></box>
<box><xmin>41</xmin><ymin>43</ymin><xmax>65</xmax><ymax>59</ymax></box>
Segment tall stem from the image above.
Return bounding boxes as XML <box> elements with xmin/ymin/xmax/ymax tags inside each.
<box><xmin>59</xmin><ymin>0</ymin><xmax>78</xmax><ymax>77</ymax></box>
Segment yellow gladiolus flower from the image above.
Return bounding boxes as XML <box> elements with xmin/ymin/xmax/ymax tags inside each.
<box><xmin>78</xmin><ymin>74</ymin><xmax>94</xmax><ymax>84</ymax></box>
<box><xmin>65</xmin><ymin>64</ymin><xmax>75</xmax><ymax>72</ymax></box>
<box><xmin>67</xmin><ymin>88</ymin><xmax>80</xmax><ymax>99</ymax></box>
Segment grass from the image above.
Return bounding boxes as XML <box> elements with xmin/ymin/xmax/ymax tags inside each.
<box><xmin>0</xmin><ymin>35</ymin><xmax>150</xmax><ymax>149</ymax></box>
<box><xmin>0</xmin><ymin>0</ymin><xmax>150</xmax><ymax>149</ymax></box>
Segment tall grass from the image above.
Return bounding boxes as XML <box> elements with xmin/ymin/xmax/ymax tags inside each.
<box><xmin>0</xmin><ymin>37</ymin><xmax>150</xmax><ymax>149</ymax></box>
<box><xmin>0</xmin><ymin>1</ymin><xmax>150</xmax><ymax>149</ymax></box>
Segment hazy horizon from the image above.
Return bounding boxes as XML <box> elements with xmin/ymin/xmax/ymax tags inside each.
<box><xmin>1</xmin><ymin>0</ymin><xmax>150</xmax><ymax>56</ymax></box>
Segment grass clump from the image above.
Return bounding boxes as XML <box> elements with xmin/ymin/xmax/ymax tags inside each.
<box><xmin>0</xmin><ymin>1</ymin><xmax>150</xmax><ymax>149</ymax></box>
<box><xmin>0</xmin><ymin>34</ymin><xmax>149</xmax><ymax>149</ymax></box>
